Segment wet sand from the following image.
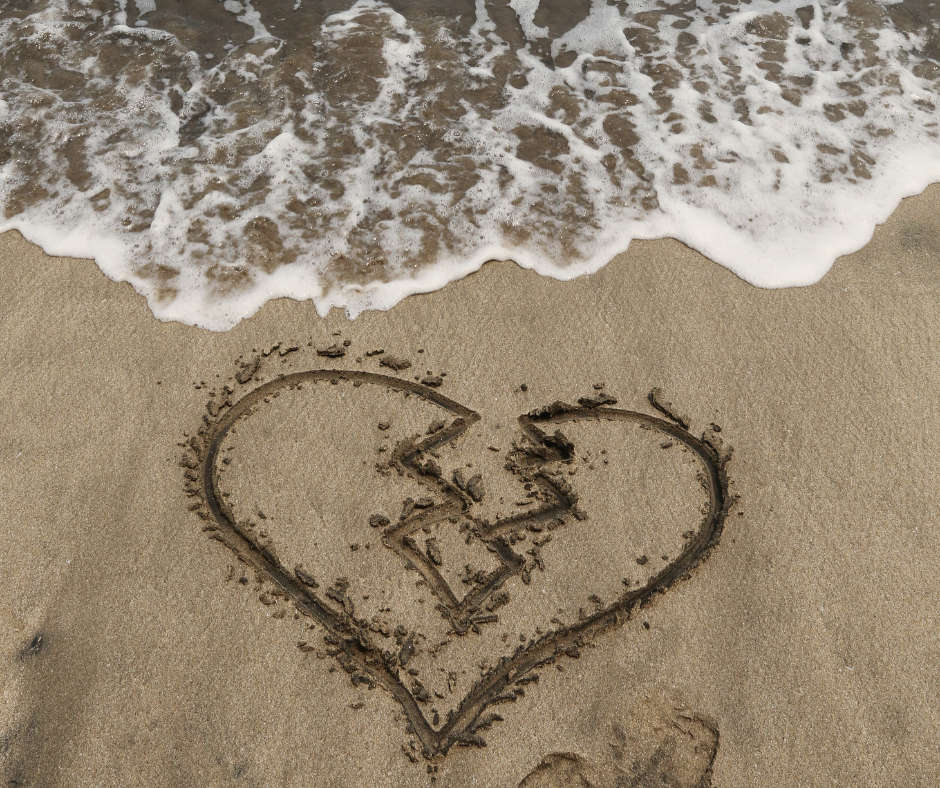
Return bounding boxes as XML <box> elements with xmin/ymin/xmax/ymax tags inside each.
<box><xmin>0</xmin><ymin>184</ymin><xmax>938</xmax><ymax>787</ymax></box>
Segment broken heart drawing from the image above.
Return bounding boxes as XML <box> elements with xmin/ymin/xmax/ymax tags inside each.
<box><xmin>181</xmin><ymin>364</ymin><xmax>732</xmax><ymax>759</ymax></box>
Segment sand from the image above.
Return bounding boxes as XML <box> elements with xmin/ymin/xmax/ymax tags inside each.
<box><xmin>1</xmin><ymin>184</ymin><xmax>938</xmax><ymax>787</ymax></box>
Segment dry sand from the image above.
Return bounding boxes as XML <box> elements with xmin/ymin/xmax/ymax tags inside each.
<box><xmin>1</xmin><ymin>185</ymin><xmax>939</xmax><ymax>787</ymax></box>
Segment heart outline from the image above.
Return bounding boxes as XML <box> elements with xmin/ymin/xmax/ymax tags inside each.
<box><xmin>184</xmin><ymin>369</ymin><xmax>731</xmax><ymax>758</ymax></box>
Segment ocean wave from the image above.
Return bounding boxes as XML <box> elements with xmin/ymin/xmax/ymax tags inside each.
<box><xmin>1</xmin><ymin>0</ymin><xmax>938</xmax><ymax>328</ymax></box>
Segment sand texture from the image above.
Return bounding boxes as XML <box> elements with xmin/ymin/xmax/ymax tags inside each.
<box><xmin>1</xmin><ymin>185</ymin><xmax>939</xmax><ymax>787</ymax></box>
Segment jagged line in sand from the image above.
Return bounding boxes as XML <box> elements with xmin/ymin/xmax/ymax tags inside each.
<box><xmin>183</xmin><ymin>369</ymin><xmax>732</xmax><ymax>759</ymax></box>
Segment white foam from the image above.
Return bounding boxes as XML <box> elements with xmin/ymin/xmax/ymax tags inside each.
<box><xmin>0</xmin><ymin>0</ymin><xmax>938</xmax><ymax>329</ymax></box>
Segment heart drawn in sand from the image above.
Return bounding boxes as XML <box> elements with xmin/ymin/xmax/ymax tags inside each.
<box><xmin>182</xmin><ymin>368</ymin><xmax>731</xmax><ymax>759</ymax></box>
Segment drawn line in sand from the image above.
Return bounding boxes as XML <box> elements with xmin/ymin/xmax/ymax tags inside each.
<box><xmin>182</xmin><ymin>369</ymin><xmax>732</xmax><ymax>759</ymax></box>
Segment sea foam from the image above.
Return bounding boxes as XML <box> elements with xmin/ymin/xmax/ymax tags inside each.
<box><xmin>1</xmin><ymin>0</ymin><xmax>938</xmax><ymax>328</ymax></box>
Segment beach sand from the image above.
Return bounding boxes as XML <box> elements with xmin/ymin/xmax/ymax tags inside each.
<box><xmin>1</xmin><ymin>184</ymin><xmax>938</xmax><ymax>787</ymax></box>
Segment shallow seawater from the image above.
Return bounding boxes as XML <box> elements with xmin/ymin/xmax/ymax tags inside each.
<box><xmin>0</xmin><ymin>0</ymin><xmax>938</xmax><ymax>328</ymax></box>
